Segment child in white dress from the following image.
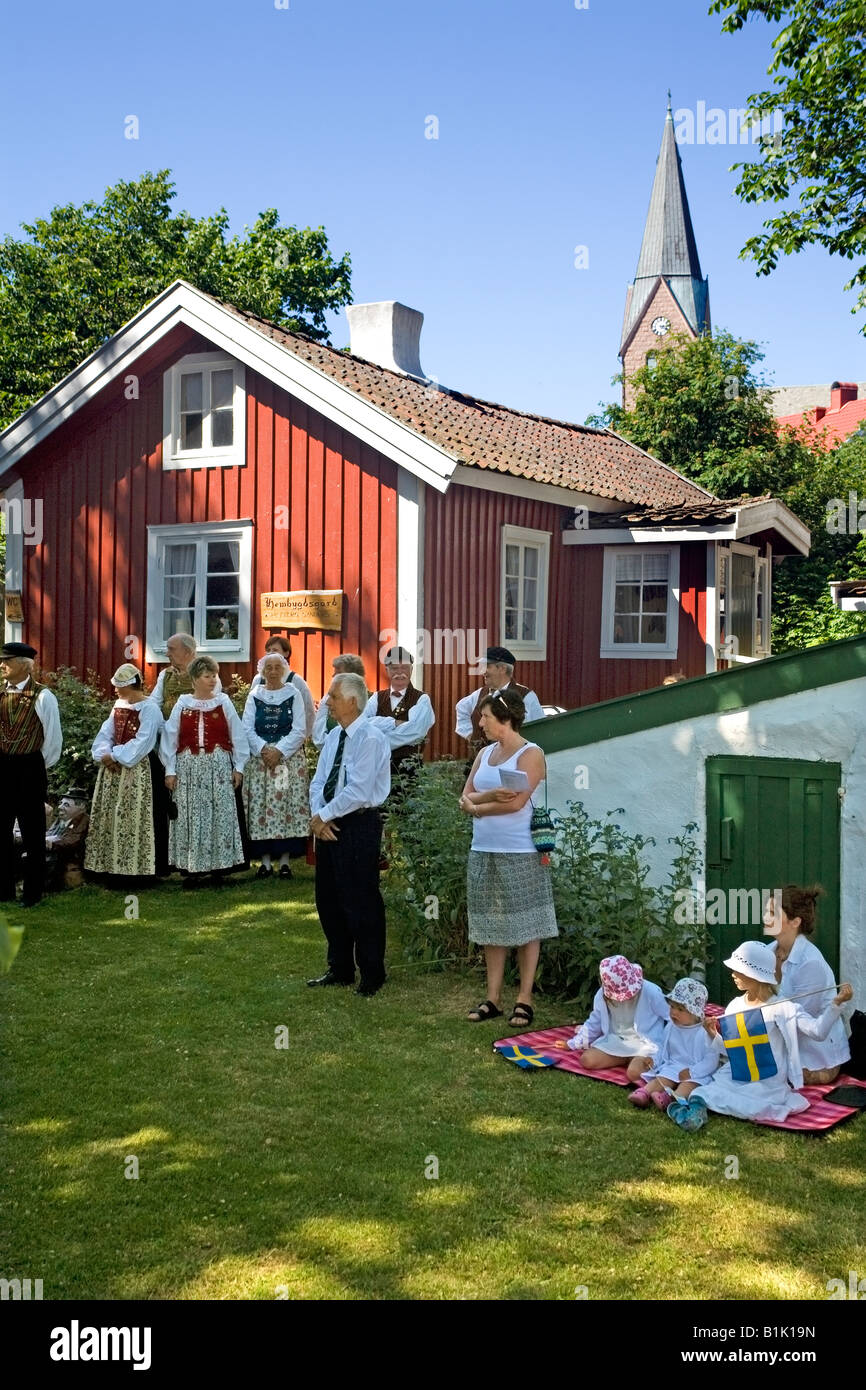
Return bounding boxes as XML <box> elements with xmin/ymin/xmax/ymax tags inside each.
<box><xmin>629</xmin><ymin>978</ymin><xmax>720</xmax><ymax>1110</ymax></box>
<box><xmin>692</xmin><ymin>941</ymin><xmax>853</xmax><ymax>1124</ymax></box>
<box><xmin>553</xmin><ymin>955</ymin><xmax>670</xmax><ymax>1082</ymax></box>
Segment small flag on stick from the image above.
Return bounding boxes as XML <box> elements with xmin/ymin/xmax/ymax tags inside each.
<box><xmin>718</xmin><ymin>1008</ymin><xmax>778</xmax><ymax>1082</ymax></box>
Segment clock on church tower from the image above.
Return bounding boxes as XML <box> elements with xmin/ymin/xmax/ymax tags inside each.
<box><xmin>651</xmin><ymin>316</ymin><xmax>671</xmax><ymax>336</ymax></box>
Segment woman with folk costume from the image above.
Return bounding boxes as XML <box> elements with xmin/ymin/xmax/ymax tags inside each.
<box><xmin>0</xmin><ymin>641</ymin><xmax>63</xmax><ymax>908</ymax></box>
<box><xmin>161</xmin><ymin>656</ymin><xmax>249</xmax><ymax>884</ymax></box>
<box><xmin>85</xmin><ymin>664</ymin><xmax>164</xmax><ymax>879</ymax></box>
<box><xmin>242</xmin><ymin>652</ymin><xmax>310</xmax><ymax>878</ymax></box>
<box><xmin>249</xmin><ymin>634</ymin><xmax>315</xmax><ymax>737</ymax></box>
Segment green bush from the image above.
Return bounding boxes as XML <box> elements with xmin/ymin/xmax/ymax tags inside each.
<box><xmin>382</xmin><ymin>760</ymin><xmax>474</xmax><ymax>963</ymax></box>
<box><xmin>537</xmin><ymin>804</ymin><xmax>706</xmax><ymax>1016</ymax></box>
<box><xmin>41</xmin><ymin>668</ymin><xmax>114</xmax><ymax>801</ymax></box>
<box><xmin>384</xmin><ymin>766</ymin><xmax>706</xmax><ymax>1008</ymax></box>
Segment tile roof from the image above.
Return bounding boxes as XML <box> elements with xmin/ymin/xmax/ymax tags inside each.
<box><xmin>220</xmin><ymin>300</ymin><xmax>712</xmax><ymax>509</ymax></box>
<box><xmin>582</xmin><ymin>496</ymin><xmax>772</xmax><ymax>529</ymax></box>
<box><xmin>776</xmin><ymin>397</ymin><xmax>866</xmax><ymax>448</ymax></box>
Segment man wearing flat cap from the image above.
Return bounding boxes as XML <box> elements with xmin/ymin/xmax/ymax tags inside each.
<box><xmin>0</xmin><ymin>642</ymin><xmax>63</xmax><ymax>907</ymax></box>
<box><xmin>364</xmin><ymin>646</ymin><xmax>435</xmax><ymax>786</ymax></box>
<box><xmin>455</xmin><ymin>646</ymin><xmax>544</xmax><ymax>758</ymax></box>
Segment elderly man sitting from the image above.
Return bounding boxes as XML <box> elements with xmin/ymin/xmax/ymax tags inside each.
<box><xmin>308</xmin><ymin>672</ymin><xmax>391</xmax><ymax>996</ymax></box>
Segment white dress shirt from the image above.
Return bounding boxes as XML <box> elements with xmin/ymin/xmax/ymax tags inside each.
<box><xmin>160</xmin><ymin>694</ymin><xmax>249</xmax><ymax>776</ymax></box>
<box><xmin>91</xmin><ymin>698</ymin><xmax>163</xmax><ymax>768</ymax></box>
<box><xmin>8</xmin><ymin>677</ymin><xmax>63</xmax><ymax>768</ymax></box>
<box><xmin>242</xmin><ymin>684</ymin><xmax>307</xmax><ymax>759</ymax></box>
<box><xmin>455</xmin><ymin>682</ymin><xmax>545</xmax><ymax>738</ymax></box>
<box><xmin>250</xmin><ymin>669</ymin><xmax>315</xmax><ymax>738</ymax></box>
<box><xmin>311</xmin><ymin>695</ymin><xmax>333</xmax><ymax>749</ymax></box>
<box><xmin>773</xmin><ymin>934</ymin><xmax>850</xmax><ymax>1071</ymax></box>
<box><xmin>309</xmin><ymin>716</ymin><xmax>391</xmax><ymax>823</ymax></box>
<box><xmin>364</xmin><ymin>688</ymin><xmax>435</xmax><ymax>749</ymax></box>
<box><xmin>149</xmin><ymin>666</ymin><xmax>223</xmax><ymax>713</ymax></box>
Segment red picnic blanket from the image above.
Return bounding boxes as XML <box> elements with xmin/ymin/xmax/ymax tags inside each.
<box><xmin>493</xmin><ymin>1017</ymin><xmax>866</xmax><ymax>1132</ymax></box>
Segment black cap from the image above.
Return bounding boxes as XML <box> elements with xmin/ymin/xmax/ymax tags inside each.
<box><xmin>63</xmin><ymin>788</ymin><xmax>88</xmax><ymax>802</ymax></box>
<box><xmin>383</xmin><ymin>646</ymin><xmax>414</xmax><ymax>665</ymax></box>
<box><xmin>1</xmin><ymin>641</ymin><xmax>37</xmax><ymax>659</ymax></box>
<box><xmin>486</xmin><ymin>646</ymin><xmax>516</xmax><ymax>666</ymax></box>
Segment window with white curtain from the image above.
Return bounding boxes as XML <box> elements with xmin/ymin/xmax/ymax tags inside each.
<box><xmin>600</xmin><ymin>546</ymin><xmax>680</xmax><ymax>658</ymax></box>
<box><xmin>146</xmin><ymin>521</ymin><xmax>253</xmax><ymax>662</ymax></box>
<box><xmin>163</xmin><ymin>353</ymin><xmax>246</xmax><ymax>469</ymax></box>
<box><xmin>501</xmin><ymin>525</ymin><xmax>549</xmax><ymax>660</ymax></box>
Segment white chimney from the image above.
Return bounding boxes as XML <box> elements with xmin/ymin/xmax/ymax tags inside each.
<box><xmin>345</xmin><ymin>301</ymin><xmax>425</xmax><ymax>378</ymax></box>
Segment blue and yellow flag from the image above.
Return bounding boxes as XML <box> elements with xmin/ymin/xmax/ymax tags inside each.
<box><xmin>498</xmin><ymin>1045</ymin><xmax>556</xmax><ymax>1069</ymax></box>
<box><xmin>718</xmin><ymin>1008</ymin><xmax>778</xmax><ymax>1083</ymax></box>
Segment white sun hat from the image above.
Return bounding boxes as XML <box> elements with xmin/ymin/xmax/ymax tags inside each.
<box><xmin>723</xmin><ymin>941</ymin><xmax>778</xmax><ymax>985</ymax></box>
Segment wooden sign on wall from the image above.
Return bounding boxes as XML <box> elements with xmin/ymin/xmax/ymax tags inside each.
<box><xmin>4</xmin><ymin>591</ymin><xmax>24</xmax><ymax>623</ymax></box>
<box><xmin>260</xmin><ymin>590</ymin><xmax>344</xmax><ymax>631</ymax></box>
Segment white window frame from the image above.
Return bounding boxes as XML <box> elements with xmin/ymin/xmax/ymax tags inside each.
<box><xmin>501</xmin><ymin>525</ymin><xmax>550</xmax><ymax>661</ymax></box>
<box><xmin>716</xmin><ymin>540</ymin><xmax>765</xmax><ymax>662</ymax></box>
<box><xmin>600</xmin><ymin>544</ymin><xmax>680</xmax><ymax>659</ymax></box>
<box><xmin>146</xmin><ymin>520</ymin><xmax>253</xmax><ymax>663</ymax></box>
<box><xmin>162</xmin><ymin>352</ymin><xmax>246</xmax><ymax>470</ymax></box>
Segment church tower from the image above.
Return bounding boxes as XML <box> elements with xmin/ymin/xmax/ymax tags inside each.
<box><xmin>619</xmin><ymin>98</ymin><xmax>710</xmax><ymax>407</ymax></box>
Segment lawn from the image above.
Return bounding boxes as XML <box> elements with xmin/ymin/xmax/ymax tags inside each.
<box><xmin>2</xmin><ymin>867</ymin><xmax>864</xmax><ymax>1301</ymax></box>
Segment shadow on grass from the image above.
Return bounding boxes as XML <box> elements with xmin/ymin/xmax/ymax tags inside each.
<box><xmin>2</xmin><ymin>874</ymin><xmax>865</xmax><ymax>1301</ymax></box>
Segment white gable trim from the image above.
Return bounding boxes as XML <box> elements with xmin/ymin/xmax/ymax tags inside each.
<box><xmin>563</xmin><ymin>499</ymin><xmax>810</xmax><ymax>555</ymax></box>
<box><xmin>0</xmin><ymin>281</ymin><xmax>458</xmax><ymax>493</ymax></box>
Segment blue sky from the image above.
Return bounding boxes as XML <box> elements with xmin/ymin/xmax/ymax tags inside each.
<box><xmin>2</xmin><ymin>0</ymin><xmax>863</xmax><ymax>422</ymax></box>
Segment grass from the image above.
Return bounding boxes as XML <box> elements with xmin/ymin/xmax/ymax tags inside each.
<box><xmin>2</xmin><ymin>867</ymin><xmax>865</xmax><ymax>1301</ymax></box>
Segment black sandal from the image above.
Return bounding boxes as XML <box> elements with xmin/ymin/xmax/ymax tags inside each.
<box><xmin>467</xmin><ymin>1000</ymin><xmax>503</xmax><ymax>1023</ymax></box>
<box><xmin>509</xmin><ymin>1002</ymin><xmax>535</xmax><ymax>1028</ymax></box>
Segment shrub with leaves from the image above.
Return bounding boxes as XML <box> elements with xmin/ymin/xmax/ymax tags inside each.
<box><xmin>41</xmin><ymin>668</ymin><xmax>114</xmax><ymax>801</ymax></box>
<box><xmin>385</xmin><ymin>769</ymin><xmax>706</xmax><ymax>1007</ymax></box>
<box><xmin>382</xmin><ymin>760</ymin><xmax>474</xmax><ymax>964</ymax></box>
<box><xmin>538</xmin><ymin>805</ymin><xmax>706</xmax><ymax>1016</ymax></box>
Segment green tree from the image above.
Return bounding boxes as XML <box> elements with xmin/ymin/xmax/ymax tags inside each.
<box><xmin>0</xmin><ymin>170</ymin><xmax>352</xmax><ymax>429</ymax></box>
<box><xmin>710</xmin><ymin>0</ymin><xmax>866</xmax><ymax>329</ymax></box>
<box><xmin>588</xmin><ymin>330</ymin><xmax>866</xmax><ymax>649</ymax></box>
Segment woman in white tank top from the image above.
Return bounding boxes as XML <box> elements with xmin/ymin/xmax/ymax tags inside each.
<box><xmin>458</xmin><ymin>688</ymin><xmax>558</xmax><ymax>1028</ymax></box>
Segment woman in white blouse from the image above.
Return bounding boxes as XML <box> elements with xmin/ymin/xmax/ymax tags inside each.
<box><xmin>764</xmin><ymin>885</ymin><xmax>851</xmax><ymax>1084</ymax></box>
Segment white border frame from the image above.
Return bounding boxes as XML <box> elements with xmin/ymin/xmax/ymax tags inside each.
<box><xmin>146</xmin><ymin>519</ymin><xmax>253</xmax><ymax>663</ymax></box>
<box><xmin>501</xmin><ymin>524</ymin><xmax>549</xmax><ymax>661</ymax></box>
<box><xmin>600</xmin><ymin>544</ymin><xmax>680</xmax><ymax>660</ymax></box>
<box><xmin>162</xmin><ymin>352</ymin><xmax>246</xmax><ymax>470</ymax></box>
<box><xmin>2</xmin><ymin>478</ymin><xmax>24</xmax><ymax>644</ymax></box>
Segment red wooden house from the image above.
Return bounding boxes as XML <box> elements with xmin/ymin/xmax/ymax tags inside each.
<box><xmin>0</xmin><ymin>281</ymin><xmax>808</xmax><ymax>759</ymax></box>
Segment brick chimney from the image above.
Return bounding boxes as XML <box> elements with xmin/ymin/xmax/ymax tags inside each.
<box><xmin>345</xmin><ymin>302</ymin><xmax>425</xmax><ymax>378</ymax></box>
<box><xmin>830</xmin><ymin>381</ymin><xmax>858</xmax><ymax>411</ymax></box>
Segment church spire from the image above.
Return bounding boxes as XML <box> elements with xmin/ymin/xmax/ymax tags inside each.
<box><xmin>619</xmin><ymin>99</ymin><xmax>710</xmax><ymax>357</ymax></box>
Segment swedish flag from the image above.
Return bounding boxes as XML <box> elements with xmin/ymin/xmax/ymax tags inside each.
<box><xmin>499</xmin><ymin>1045</ymin><xmax>556</xmax><ymax>1069</ymax></box>
<box><xmin>718</xmin><ymin>1008</ymin><xmax>778</xmax><ymax>1083</ymax></box>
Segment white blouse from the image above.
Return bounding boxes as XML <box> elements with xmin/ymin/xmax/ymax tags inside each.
<box><xmin>160</xmin><ymin>694</ymin><xmax>249</xmax><ymax>776</ymax></box>
<box><xmin>242</xmin><ymin>684</ymin><xmax>307</xmax><ymax>760</ymax></box>
<box><xmin>91</xmin><ymin>698</ymin><xmax>163</xmax><ymax>769</ymax></box>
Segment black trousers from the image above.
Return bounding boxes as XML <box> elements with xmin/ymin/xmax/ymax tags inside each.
<box><xmin>0</xmin><ymin>750</ymin><xmax>48</xmax><ymax>904</ymax></box>
<box><xmin>148</xmin><ymin>751</ymin><xmax>170</xmax><ymax>877</ymax></box>
<box><xmin>314</xmin><ymin>808</ymin><xmax>386</xmax><ymax>987</ymax></box>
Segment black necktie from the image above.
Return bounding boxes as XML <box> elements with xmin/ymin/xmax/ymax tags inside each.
<box><xmin>323</xmin><ymin>729</ymin><xmax>347</xmax><ymax>802</ymax></box>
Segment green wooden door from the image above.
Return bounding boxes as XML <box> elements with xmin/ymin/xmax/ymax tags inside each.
<box><xmin>705</xmin><ymin>756</ymin><xmax>841</xmax><ymax>1003</ymax></box>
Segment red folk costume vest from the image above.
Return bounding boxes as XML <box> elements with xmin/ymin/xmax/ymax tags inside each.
<box><xmin>376</xmin><ymin>683</ymin><xmax>425</xmax><ymax>770</ymax></box>
<box><xmin>469</xmin><ymin>681</ymin><xmax>530</xmax><ymax>755</ymax></box>
<box><xmin>112</xmin><ymin>706</ymin><xmax>141</xmax><ymax>745</ymax></box>
<box><xmin>0</xmin><ymin>679</ymin><xmax>46</xmax><ymax>756</ymax></box>
<box><xmin>177</xmin><ymin>704</ymin><xmax>232</xmax><ymax>757</ymax></box>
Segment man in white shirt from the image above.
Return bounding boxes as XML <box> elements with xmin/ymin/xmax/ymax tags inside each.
<box><xmin>455</xmin><ymin>645</ymin><xmax>544</xmax><ymax>758</ymax></box>
<box><xmin>0</xmin><ymin>642</ymin><xmax>63</xmax><ymax>907</ymax></box>
<box><xmin>309</xmin><ymin>672</ymin><xmax>391</xmax><ymax>996</ymax></box>
<box><xmin>364</xmin><ymin>646</ymin><xmax>435</xmax><ymax>787</ymax></box>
